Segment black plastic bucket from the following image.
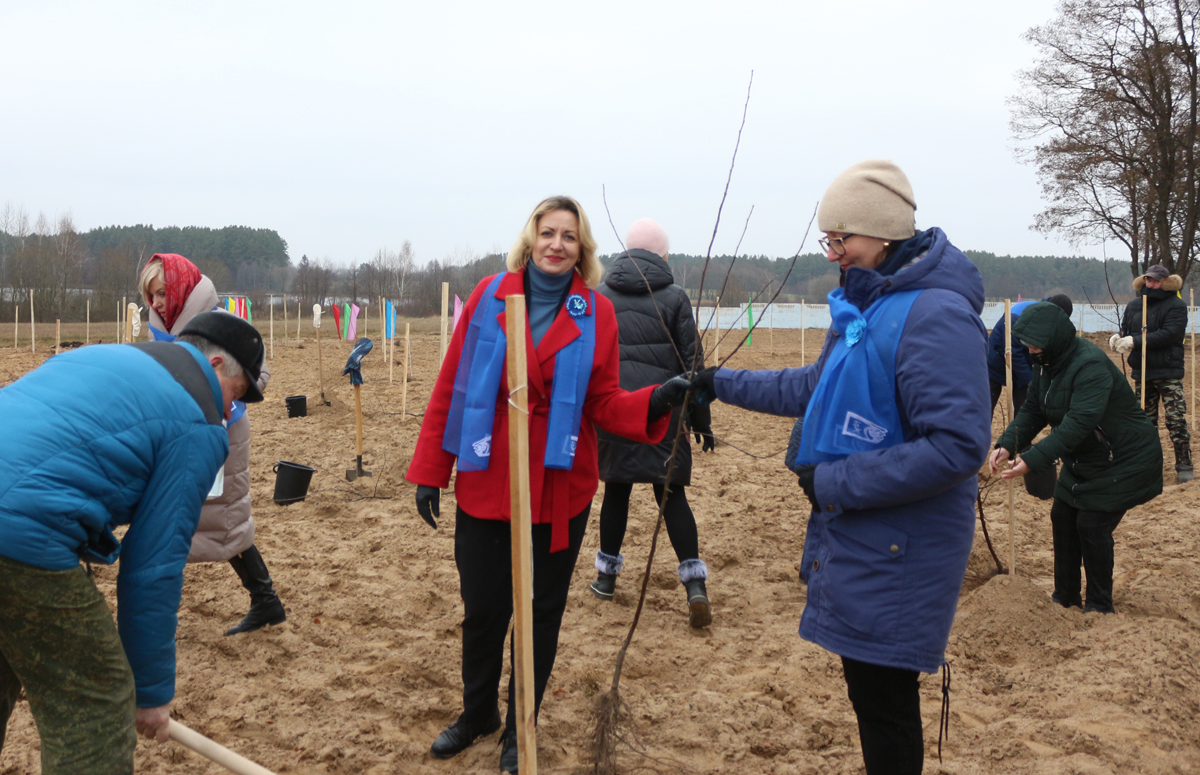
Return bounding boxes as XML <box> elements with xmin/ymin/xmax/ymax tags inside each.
<box><xmin>273</xmin><ymin>461</ymin><xmax>315</xmax><ymax>505</ymax></box>
<box><xmin>285</xmin><ymin>395</ymin><xmax>307</xmax><ymax>418</ymax></box>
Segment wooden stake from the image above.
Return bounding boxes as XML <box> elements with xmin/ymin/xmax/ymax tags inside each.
<box><xmin>1078</xmin><ymin>305</ymin><xmax>1083</xmax><ymax>335</ymax></box>
<box><xmin>315</xmin><ymin>306</ymin><xmax>328</xmax><ymax>406</ymax></box>
<box><xmin>1141</xmin><ymin>294</ymin><xmax>1149</xmax><ymax>409</ymax></box>
<box><xmin>1192</xmin><ymin>288</ymin><xmax>1196</xmax><ymax>432</ymax></box>
<box><xmin>296</xmin><ymin>298</ymin><xmax>302</xmax><ymax>343</ymax></box>
<box><xmin>13</xmin><ymin>305</ymin><xmax>17</xmax><ymax>350</ymax></box>
<box><xmin>389</xmin><ymin>306</ymin><xmax>395</xmax><ymax>384</ymax></box>
<box><xmin>86</xmin><ymin>299</ymin><xmax>90</xmax><ymax>344</ymax></box>
<box><xmin>125</xmin><ymin>302</ymin><xmax>135</xmax><ymax>344</ymax></box>
<box><xmin>116</xmin><ymin>301</ymin><xmax>121</xmax><ymax>344</ymax></box>
<box><xmin>440</xmin><ymin>282</ymin><xmax>450</xmax><ymax>361</ymax></box>
<box><xmin>504</xmin><ymin>294</ymin><xmax>537</xmax><ymax>775</ymax></box>
<box><xmin>1005</xmin><ymin>299</ymin><xmax>1016</xmax><ymax>576</ymax></box>
<box><xmin>30</xmin><ymin>291</ymin><xmax>35</xmax><ymax>353</ymax></box>
<box><xmin>769</xmin><ymin>304</ymin><xmax>774</xmax><ymax>355</ymax></box>
<box><xmin>283</xmin><ymin>296</ymin><xmax>288</xmax><ymax>348</ymax></box>
<box><xmin>168</xmin><ymin>719</ymin><xmax>278</xmax><ymax>775</ymax></box>
<box><xmin>800</xmin><ymin>300</ymin><xmax>806</xmax><ymax>366</ymax></box>
<box><xmin>269</xmin><ymin>295</ymin><xmax>274</xmax><ymax>360</ymax></box>
<box><xmin>55</xmin><ymin>319</ymin><xmax>60</xmax><ymax>355</ymax></box>
<box><xmin>714</xmin><ymin>298</ymin><xmax>721</xmax><ymax>364</ymax></box>
<box><xmin>401</xmin><ymin>323</ymin><xmax>410</xmax><ymax>420</ymax></box>
<box><xmin>120</xmin><ymin>295</ymin><xmax>125</xmax><ymax>344</ymax></box>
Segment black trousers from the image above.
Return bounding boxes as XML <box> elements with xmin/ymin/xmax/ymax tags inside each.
<box><xmin>841</xmin><ymin>657</ymin><xmax>923</xmax><ymax>775</ymax></box>
<box><xmin>1049</xmin><ymin>499</ymin><xmax>1125</xmax><ymax>612</ymax></box>
<box><xmin>598</xmin><ymin>482</ymin><xmax>699</xmax><ymax>563</ymax></box>
<box><xmin>989</xmin><ymin>379</ymin><xmax>1028</xmax><ymax>418</ymax></box>
<box><xmin>454</xmin><ymin>505</ymin><xmax>588</xmax><ymax>733</ymax></box>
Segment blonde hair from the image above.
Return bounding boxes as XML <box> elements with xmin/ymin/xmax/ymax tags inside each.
<box><xmin>138</xmin><ymin>256</ymin><xmax>164</xmax><ymax>305</ymax></box>
<box><xmin>506</xmin><ymin>196</ymin><xmax>601</xmax><ymax>288</ymax></box>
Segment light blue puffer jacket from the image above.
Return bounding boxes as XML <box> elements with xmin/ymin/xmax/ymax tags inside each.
<box><xmin>715</xmin><ymin>228</ymin><xmax>991</xmax><ymax>673</ymax></box>
<box><xmin>0</xmin><ymin>343</ymin><xmax>229</xmax><ymax>706</ymax></box>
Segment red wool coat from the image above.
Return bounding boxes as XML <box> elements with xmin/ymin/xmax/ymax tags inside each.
<box><xmin>406</xmin><ymin>269</ymin><xmax>669</xmax><ymax>551</ymax></box>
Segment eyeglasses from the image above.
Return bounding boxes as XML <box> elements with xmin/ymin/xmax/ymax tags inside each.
<box><xmin>819</xmin><ymin>234</ymin><xmax>857</xmax><ymax>256</ymax></box>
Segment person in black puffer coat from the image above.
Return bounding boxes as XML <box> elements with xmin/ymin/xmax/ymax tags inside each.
<box><xmin>1113</xmin><ymin>264</ymin><xmax>1192</xmax><ymax>482</ymax></box>
<box><xmin>593</xmin><ymin>218</ymin><xmax>716</xmax><ymax>628</ymax></box>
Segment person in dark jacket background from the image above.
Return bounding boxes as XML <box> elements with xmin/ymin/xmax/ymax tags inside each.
<box><xmin>0</xmin><ymin>312</ymin><xmax>263</xmax><ymax>774</ymax></box>
<box><xmin>993</xmin><ymin>302</ymin><xmax>1162</xmax><ymax>613</ymax></box>
<box><xmin>592</xmin><ymin>218</ymin><xmax>716</xmax><ymax>628</ymax></box>
<box><xmin>684</xmin><ymin>160</ymin><xmax>991</xmax><ymax>775</ymax></box>
<box><xmin>986</xmin><ymin>294</ymin><xmax>1073</xmax><ymax>416</ymax></box>
<box><xmin>1112</xmin><ymin>265</ymin><xmax>1192</xmax><ymax>482</ymax></box>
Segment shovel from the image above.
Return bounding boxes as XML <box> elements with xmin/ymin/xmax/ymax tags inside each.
<box><xmin>342</xmin><ymin>337</ymin><xmax>374</xmax><ymax>481</ymax></box>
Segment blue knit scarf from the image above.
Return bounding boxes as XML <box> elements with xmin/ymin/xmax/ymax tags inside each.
<box><xmin>442</xmin><ymin>272</ymin><xmax>596</xmax><ymax>472</ymax></box>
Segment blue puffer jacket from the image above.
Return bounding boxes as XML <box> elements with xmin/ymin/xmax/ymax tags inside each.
<box><xmin>715</xmin><ymin>228</ymin><xmax>991</xmax><ymax>673</ymax></box>
<box><xmin>0</xmin><ymin>343</ymin><xmax>229</xmax><ymax>706</ymax></box>
<box><xmin>986</xmin><ymin>300</ymin><xmax>1035</xmax><ymax>387</ymax></box>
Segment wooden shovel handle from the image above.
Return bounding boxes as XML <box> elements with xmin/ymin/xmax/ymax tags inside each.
<box><xmin>168</xmin><ymin>719</ymin><xmax>278</xmax><ymax>775</ymax></box>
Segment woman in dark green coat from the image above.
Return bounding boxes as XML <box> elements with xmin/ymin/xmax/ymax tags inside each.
<box><xmin>990</xmin><ymin>302</ymin><xmax>1162</xmax><ymax>613</ymax></box>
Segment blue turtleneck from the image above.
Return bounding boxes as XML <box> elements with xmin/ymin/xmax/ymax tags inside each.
<box><xmin>526</xmin><ymin>262</ymin><xmax>574</xmax><ymax>347</ymax></box>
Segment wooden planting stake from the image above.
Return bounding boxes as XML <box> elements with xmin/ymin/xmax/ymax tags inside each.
<box><xmin>269</xmin><ymin>295</ymin><xmax>274</xmax><ymax>360</ymax></box>
<box><xmin>13</xmin><ymin>305</ymin><xmax>17</xmax><ymax>350</ymax></box>
<box><xmin>116</xmin><ymin>301</ymin><xmax>121</xmax><ymax>344</ymax></box>
<box><xmin>125</xmin><ymin>302</ymin><xmax>137</xmax><ymax>344</ymax></box>
<box><xmin>1078</xmin><ymin>305</ymin><xmax>1083</xmax><ymax>336</ymax></box>
<box><xmin>389</xmin><ymin>307</ymin><xmax>395</xmax><ymax>384</ymax></box>
<box><xmin>401</xmin><ymin>323</ymin><xmax>410</xmax><ymax>420</ymax></box>
<box><xmin>1005</xmin><ymin>299</ymin><xmax>1016</xmax><ymax>576</ymax></box>
<box><xmin>504</xmin><ymin>294</ymin><xmax>538</xmax><ymax>775</ymax></box>
<box><xmin>1141</xmin><ymin>294</ymin><xmax>1148</xmax><ymax>409</ymax></box>
<box><xmin>714</xmin><ymin>297</ymin><xmax>721</xmax><ymax>364</ymax></box>
<box><xmin>283</xmin><ymin>296</ymin><xmax>287</xmax><ymax>348</ymax></box>
<box><xmin>296</xmin><ymin>298</ymin><xmax>302</xmax><ymax>343</ymax></box>
<box><xmin>55</xmin><ymin>319</ymin><xmax>60</xmax><ymax>355</ymax></box>
<box><xmin>769</xmin><ymin>303</ymin><xmax>774</xmax><ymax>355</ymax></box>
<box><xmin>30</xmin><ymin>292</ymin><xmax>35</xmax><ymax>353</ymax></box>
<box><xmin>168</xmin><ymin>720</ymin><xmax>278</xmax><ymax>775</ymax></box>
<box><xmin>440</xmin><ymin>281</ymin><xmax>450</xmax><ymax>362</ymax></box>
<box><xmin>86</xmin><ymin>299</ymin><xmax>90</xmax><ymax>343</ymax></box>
<box><xmin>121</xmin><ymin>296</ymin><xmax>126</xmax><ymax>344</ymax></box>
<box><xmin>800</xmin><ymin>300</ymin><xmax>806</xmax><ymax>366</ymax></box>
<box><xmin>313</xmin><ymin>305</ymin><xmax>329</xmax><ymax>407</ymax></box>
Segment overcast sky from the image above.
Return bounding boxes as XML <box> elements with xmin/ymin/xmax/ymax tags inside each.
<box><xmin>1</xmin><ymin>0</ymin><xmax>1102</xmax><ymax>267</ymax></box>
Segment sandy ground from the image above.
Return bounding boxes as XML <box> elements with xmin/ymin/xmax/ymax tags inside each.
<box><xmin>2</xmin><ymin>322</ymin><xmax>1198</xmax><ymax>775</ymax></box>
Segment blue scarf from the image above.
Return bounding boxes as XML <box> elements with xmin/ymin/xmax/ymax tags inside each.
<box><xmin>795</xmin><ymin>287</ymin><xmax>921</xmax><ymax>465</ymax></box>
<box><xmin>442</xmin><ymin>272</ymin><xmax>596</xmax><ymax>471</ymax></box>
<box><xmin>150</xmin><ymin>319</ymin><xmax>246</xmax><ymax>425</ymax></box>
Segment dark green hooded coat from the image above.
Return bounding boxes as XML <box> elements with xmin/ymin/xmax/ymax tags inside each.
<box><xmin>996</xmin><ymin>302</ymin><xmax>1162</xmax><ymax>512</ymax></box>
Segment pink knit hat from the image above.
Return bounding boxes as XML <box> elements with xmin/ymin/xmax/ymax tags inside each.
<box><xmin>625</xmin><ymin>218</ymin><xmax>670</xmax><ymax>258</ymax></box>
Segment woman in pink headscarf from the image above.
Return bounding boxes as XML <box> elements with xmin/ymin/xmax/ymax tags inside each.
<box><xmin>139</xmin><ymin>253</ymin><xmax>285</xmax><ymax>635</ymax></box>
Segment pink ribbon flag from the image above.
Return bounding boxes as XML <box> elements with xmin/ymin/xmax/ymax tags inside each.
<box><xmin>348</xmin><ymin>304</ymin><xmax>361</xmax><ymax>340</ymax></box>
<box><xmin>453</xmin><ymin>295</ymin><xmax>463</xmax><ymax>333</ymax></box>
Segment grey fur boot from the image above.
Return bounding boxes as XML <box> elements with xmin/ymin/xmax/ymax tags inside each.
<box><xmin>591</xmin><ymin>550</ymin><xmax>623</xmax><ymax>601</ymax></box>
<box><xmin>679</xmin><ymin>559</ymin><xmax>712</xmax><ymax>628</ymax></box>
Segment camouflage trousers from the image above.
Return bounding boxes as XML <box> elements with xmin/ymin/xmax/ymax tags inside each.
<box><xmin>1136</xmin><ymin>378</ymin><xmax>1192</xmax><ymax>449</ymax></box>
<box><xmin>0</xmin><ymin>555</ymin><xmax>136</xmax><ymax>775</ymax></box>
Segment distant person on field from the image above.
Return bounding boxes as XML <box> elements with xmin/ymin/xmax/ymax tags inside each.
<box><xmin>140</xmin><ymin>254</ymin><xmax>286</xmax><ymax>635</ymax></box>
<box><xmin>0</xmin><ymin>312</ymin><xmax>263</xmax><ymax>774</ymax></box>
<box><xmin>993</xmin><ymin>302</ymin><xmax>1162</xmax><ymax>613</ymax></box>
<box><xmin>986</xmin><ymin>294</ymin><xmax>1073</xmax><ymax>416</ymax></box>
<box><xmin>1112</xmin><ymin>264</ymin><xmax>1193</xmax><ymax>482</ymax></box>
<box><xmin>592</xmin><ymin>218</ymin><xmax>716</xmax><ymax>628</ymax></box>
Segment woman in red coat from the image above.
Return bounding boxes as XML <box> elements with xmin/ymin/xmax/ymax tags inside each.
<box><xmin>406</xmin><ymin>196</ymin><xmax>681</xmax><ymax>774</ymax></box>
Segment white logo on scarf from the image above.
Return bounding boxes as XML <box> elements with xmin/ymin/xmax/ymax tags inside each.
<box><xmin>562</xmin><ymin>435</ymin><xmax>578</xmax><ymax>457</ymax></box>
<box><xmin>842</xmin><ymin>412</ymin><xmax>887</xmax><ymax>444</ymax></box>
<box><xmin>472</xmin><ymin>435</ymin><xmax>492</xmax><ymax>458</ymax></box>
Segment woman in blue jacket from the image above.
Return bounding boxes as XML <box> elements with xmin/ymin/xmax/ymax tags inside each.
<box><xmin>690</xmin><ymin>160</ymin><xmax>991</xmax><ymax>775</ymax></box>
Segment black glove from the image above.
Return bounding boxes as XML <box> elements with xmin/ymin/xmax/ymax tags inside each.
<box><xmin>415</xmin><ymin>485</ymin><xmax>440</xmax><ymax>529</ymax></box>
<box><xmin>689</xmin><ymin>366</ymin><xmax>719</xmax><ymax>406</ymax></box>
<box><xmin>648</xmin><ymin>375</ymin><xmax>692</xmax><ymax>420</ymax></box>
<box><xmin>689</xmin><ymin>401</ymin><xmax>715</xmax><ymax>452</ymax></box>
<box><xmin>795</xmin><ymin>465</ymin><xmax>820</xmax><ymax>512</ymax></box>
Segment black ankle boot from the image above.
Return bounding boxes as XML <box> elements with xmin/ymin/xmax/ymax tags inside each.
<box><xmin>499</xmin><ymin>728</ymin><xmax>519</xmax><ymax>773</ymax></box>
<box><xmin>1175</xmin><ymin>443</ymin><xmax>1193</xmax><ymax>483</ymax></box>
<box><xmin>590</xmin><ymin>573</ymin><xmax>616</xmax><ymax>601</ymax></box>
<box><xmin>225</xmin><ymin>545</ymin><xmax>287</xmax><ymax>636</ymax></box>
<box><xmin>430</xmin><ymin>709</ymin><xmax>501</xmax><ymax>759</ymax></box>
<box><xmin>683</xmin><ymin>578</ymin><xmax>712</xmax><ymax>628</ymax></box>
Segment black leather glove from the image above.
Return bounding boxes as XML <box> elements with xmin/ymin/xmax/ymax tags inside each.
<box><xmin>689</xmin><ymin>401</ymin><xmax>715</xmax><ymax>452</ymax></box>
<box><xmin>415</xmin><ymin>485</ymin><xmax>440</xmax><ymax>529</ymax></box>
<box><xmin>795</xmin><ymin>465</ymin><xmax>820</xmax><ymax>512</ymax></box>
<box><xmin>689</xmin><ymin>366</ymin><xmax>719</xmax><ymax>406</ymax></box>
<box><xmin>648</xmin><ymin>375</ymin><xmax>692</xmax><ymax>420</ymax></box>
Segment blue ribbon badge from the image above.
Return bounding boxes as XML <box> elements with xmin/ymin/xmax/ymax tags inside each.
<box><xmin>566</xmin><ymin>293</ymin><xmax>588</xmax><ymax>318</ymax></box>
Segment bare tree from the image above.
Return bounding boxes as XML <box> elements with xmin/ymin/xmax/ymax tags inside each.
<box><xmin>1012</xmin><ymin>0</ymin><xmax>1200</xmax><ymax>280</ymax></box>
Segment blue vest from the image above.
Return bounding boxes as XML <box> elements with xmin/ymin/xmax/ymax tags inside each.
<box><xmin>795</xmin><ymin>288</ymin><xmax>922</xmax><ymax>465</ymax></box>
<box><xmin>442</xmin><ymin>272</ymin><xmax>596</xmax><ymax>472</ymax></box>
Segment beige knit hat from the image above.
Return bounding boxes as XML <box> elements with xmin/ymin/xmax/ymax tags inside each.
<box><xmin>817</xmin><ymin>159</ymin><xmax>917</xmax><ymax>241</ymax></box>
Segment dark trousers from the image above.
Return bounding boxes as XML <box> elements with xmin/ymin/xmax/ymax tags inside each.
<box><xmin>454</xmin><ymin>506</ymin><xmax>588</xmax><ymax>733</ymax></box>
<box><xmin>989</xmin><ymin>379</ymin><xmax>1028</xmax><ymax>418</ymax></box>
<box><xmin>1049</xmin><ymin>499</ymin><xmax>1125</xmax><ymax>612</ymax></box>
<box><xmin>841</xmin><ymin>657</ymin><xmax>923</xmax><ymax>775</ymax></box>
<box><xmin>0</xmin><ymin>556</ymin><xmax>136</xmax><ymax>775</ymax></box>
<box><xmin>598</xmin><ymin>482</ymin><xmax>699</xmax><ymax>563</ymax></box>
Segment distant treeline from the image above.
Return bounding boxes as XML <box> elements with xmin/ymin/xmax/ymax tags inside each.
<box><xmin>622</xmin><ymin>251</ymin><xmax>1182</xmax><ymax>307</ymax></box>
